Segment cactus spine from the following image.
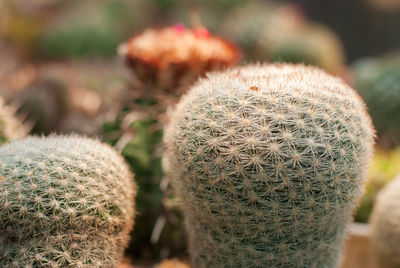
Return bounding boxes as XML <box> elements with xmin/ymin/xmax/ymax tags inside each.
<box><xmin>165</xmin><ymin>64</ymin><xmax>374</xmax><ymax>267</ymax></box>
<box><xmin>370</xmin><ymin>175</ymin><xmax>400</xmax><ymax>268</ymax></box>
<box><xmin>0</xmin><ymin>135</ymin><xmax>136</xmax><ymax>267</ymax></box>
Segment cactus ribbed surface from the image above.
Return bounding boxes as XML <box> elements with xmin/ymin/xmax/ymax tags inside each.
<box><xmin>165</xmin><ymin>64</ymin><xmax>374</xmax><ymax>268</ymax></box>
<box><xmin>0</xmin><ymin>135</ymin><xmax>136</xmax><ymax>267</ymax></box>
<box><xmin>370</xmin><ymin>175</ymin><xmax>400</xmax><ymax>268</ymax></box>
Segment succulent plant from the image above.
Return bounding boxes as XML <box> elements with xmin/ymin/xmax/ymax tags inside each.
<box><xmin>16</xmin><ymin>78</ymin><xmax>68</xmax><ymax>134</ymax></box>
<box><xmin>221</xmin><ymin>2</ymin><xmax>346</xmax><ymax>76</ymax></box>
<box><xmin>0</xmin><ymin>135</ymin><xmax>136</xmax><ymax>267</ymax></box>
<box><xmin>352</xmin><ymin>56</ymin><xmax>400</xmax><ymax>145</ymax></box>
<box><xmin>38</xmin><ymin>0</ymin><xmax>146</xmax><ymax>59</ymax></box>
<box><xmin>0</xmin><ymin>96</ymin><xmax>29</xmax><ymax>144</ymax></box>
<box><xmin>165</xmin><ymin>64</ymin><xmax>375</xmax><ymax>267</ymax></box>
<box><xmin>120</xmin><ymin>24</ymin><xmax>240</xmax><ymax>92</ymax></box>
<box><xmin>370</xmin><ymin>175</ymin><xmax>400</xmax><ymax>268</ymax></box>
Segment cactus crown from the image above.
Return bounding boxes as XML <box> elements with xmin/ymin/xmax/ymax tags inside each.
<box><xmin>0</xmin><ymin>135</ymin><xmax>136</xmax><ymax>267</ymax></box>
<box><xmin>371</xmin><ymin>175</ymin><xmax>400</xmax><ymax>267</ymax></box>
<box><xmin>165</xmin><ymin>64</ymin><xmax>374</xmax><ymax>267</ymax></box>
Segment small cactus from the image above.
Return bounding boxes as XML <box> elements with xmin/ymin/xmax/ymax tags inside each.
<box><xmin>370</xmin><ymin>175</ymin><xmax>400</xmax><ymax>268</ymax></box>
<box><xmin>16</xmin><ymin>78</ymin><xmax>68</xmax><ymax>134</ymax></box>
<box><xmin>0</xmin><ymin>135</ymin><xmax>136</xmax><ymax>267</ymax></box>
<box><xmin>120</xmin><ymin>24</ymin><xmax>239</xmax><ymax>92</ymax></box>
<box><xmin>352</xmin><ymin>55</ymin><xmax>400</xmax><ymax>145</ymax></box>
<box><xmin>0</xmin><ymin>97</ymin><xmax>29</xmax><ymax>144</ymax></box>
<box><xmin>165</xmin><ymin>64</ymin><xmax>374</xmax><ymax>267</ymax></box>
<box><xmin>221</xmin><ymin>3</ymin><xmax>346</xmax><ymax>76</ymax></box>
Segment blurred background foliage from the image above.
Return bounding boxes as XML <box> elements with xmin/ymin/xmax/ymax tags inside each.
<box><xmin>0</xmin><ymin>0</ymin><xmax>399</xmax><ymax>265</ymax></box>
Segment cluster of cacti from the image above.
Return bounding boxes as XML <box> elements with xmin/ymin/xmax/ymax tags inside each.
<box><xmin>0</xmin><ymin>135</ymin><xmax>136</xmax><ymax>267</ymax></box>
<box><xmin>370</xmin><ymin>175</ymin><xmax>400</xmax><ymax>268</ymax></box>
<box><xmin>220</xmin><ymin>2</ymin><xmax>346</xmax><ymax>76</ymax></box>
<box><xmin>352</xmin><ymin>55</ymin><xmax>400</xmax><ymax>145</ymax></box>
<box><xmin>0</xmin><ymin>96</ymin><xmax>29</xmax><ymax>144</ymax></box>
<box><xmin>100</xmin><ymin>24</ymin><xmax>240</xmax><ymax>258</ymax></box>
<box><xmin>120</xmin><ymin>24</ymin><xmax>240</xmax><ymax>92</ymax></box>
<box><xmin>165</xmin><ymin>64</ymin><xmax>374</xmax><ymax>267</ymax></box>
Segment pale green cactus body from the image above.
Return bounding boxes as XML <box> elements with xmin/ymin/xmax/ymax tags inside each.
<box><xmin>370</xmin><ymin>175</ymin><xmax>400</xmax><ymax>268</ymax></box>
<box><xmin>0</xmin><ymin>135</ymin><xmax>136</xmax><ymax>267</ymax></box>
<box><xmin>165</xmin><ymin>64</ymin><xmax>374</xmax><ymax>268</ymax></box>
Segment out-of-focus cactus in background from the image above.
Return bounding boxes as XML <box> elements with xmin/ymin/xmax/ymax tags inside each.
<box><xmin>355</xmin><ymin>148</ymin><xmax>400</xmax><ymax>223</ymax></box>
<box><xmin>120</xmin><ymin>24</ymin><xmax>239</xmax><ymax>93</ymax></box>
<box><xmin>220</xmin><ymin>2</ymin><xmax>347</xmax><ymax>78</ymax></box>
<box><xmin>37</xmin><ymin>0</ymin><xmax>152</xmax><ymax>59</ymax></box>
<box><xmin>370</xmin><ymin>175</ymin><xmax>400</xmax><ymax>268</ymax></box>
<box><xmin>352</xmin><ymin>55</ymin><xmax>400</xmax><ymax>146</ymax></box>
<box><xmin>15</xmin><ymin>78</ymin><xmax>67</xmax><ymax>134</ymax></box>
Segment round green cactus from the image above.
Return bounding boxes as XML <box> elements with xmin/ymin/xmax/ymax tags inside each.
<box><xmin>0</xmin><ymin>97</ymin><xmax>29</xmax><ymax>144</ymax></box>
<box><xmin>370</xmin><ymin>175</ymin><xmax>400</xmax><ymax>268</ymax></box>
<box><xmin>165</xmin><ymin>64</ymin><xmax>375</xmax><ymax>267</ymax></box>
<box><xmin>352</xmin><ymin>56</ymin><xmax>400</xmax><ymax>145</ymax></box>
<box><xmin>0</xmin><ymin>135</ymin><xmax>136</xmax><ymax>267</ymax></box>
<box><xmin>221</xmin><ymin>3</ymin><xmax>345</xmax><ymax>76</ymax></box>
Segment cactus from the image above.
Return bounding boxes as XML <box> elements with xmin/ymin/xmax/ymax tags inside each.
<box><xmin>121</xmin><ymin>24</ymin><xmax>239</xmax><ymax>92</ymax></box>
<box><xmin>354</xmin><ymin>148</ymin><xmax>400</xmax><ymax>223</ymax></box>
<box><xmin>0</xmin><ymin>97</ymin><xmax>29</xmax><ymax>144</ymax></box>
<box><xmin>16</xmin><ymin>78</ymin><xmax>68</xmax><ymax>134</ymax></box>
<box><xmin>221</xmin><ymin>3</ymin><xmax>346</xmax><ymax>76</ymax></box>
<box><xmin>370</xmin><ymin>175</ymin><xmax>400</xmax><ymax>268</ymax></box>
<box><xmin>0</xmin><ymin>135</ymin><xmax>136</xmax><ymax>267</ymax></box>
<box><xmin>165</xmin><ymin>64</ymin><xmax>375</xmax><ymax>267</ymax></box>
<box><xmin>38</xmin><ymin>0</ymin><xmax>145</xmax><ymax>59</ymax></box>
<box><xmin>352</xmin><ymin>56</ymin><xmax>400</xmax><ymax>145</ymax></box>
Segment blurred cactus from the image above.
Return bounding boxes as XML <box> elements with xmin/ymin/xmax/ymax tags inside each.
<box><xmin>352</xmin><ymin>55</ymin><xmax>400</xmax><ymax>146</ymax></box>
<box><xmin>370</xmin><ymin>175</ymin><xmax>400</xmax><ymax>268</ymax></box>
<box><xmin>38</xmin><ymin>1</ymin><xmax>147</xmax><ymax>59</ymax></box>
<box><xmin>0</xmin><ymin>97</ymin><xmax>29</xmax><ymax>144</ymax></box>
<box><xmin>120</xmin><ymin>24</ymin><xmax>239</xmax><ymax>92</ymax></box>
<box><xmin>165</xmin><ymin>64</ymin><xmax>374</xmax><ymax>267</ymax></box>
<box><xmin>0</xmin><ymin>135</ymin><xmax>136</xmax><ymax>267</ymax></box>
<box><xmin>15</xmin><ymin>78</ymin><xmax>67</xmax><ymax>134</ymax></box>
<box><xmin>355</xmin><ymin>148</ymin><xmax>400</xmax><ymax>223</ymax></box>
<box><xmin>221</xmin><ymin>2</ymin><xmax>346</xmax><ymax>76</ymax></box>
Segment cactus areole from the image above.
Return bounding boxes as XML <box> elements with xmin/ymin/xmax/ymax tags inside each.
<box><xmin>165</xmin><ymin>64</ymin><xmax>374</xmax><ymax>268</ymax></box>
<box><xmin>0</xmin><ymin>135</ymin><xmax>136</xmax><ymax>267</ymax></box>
